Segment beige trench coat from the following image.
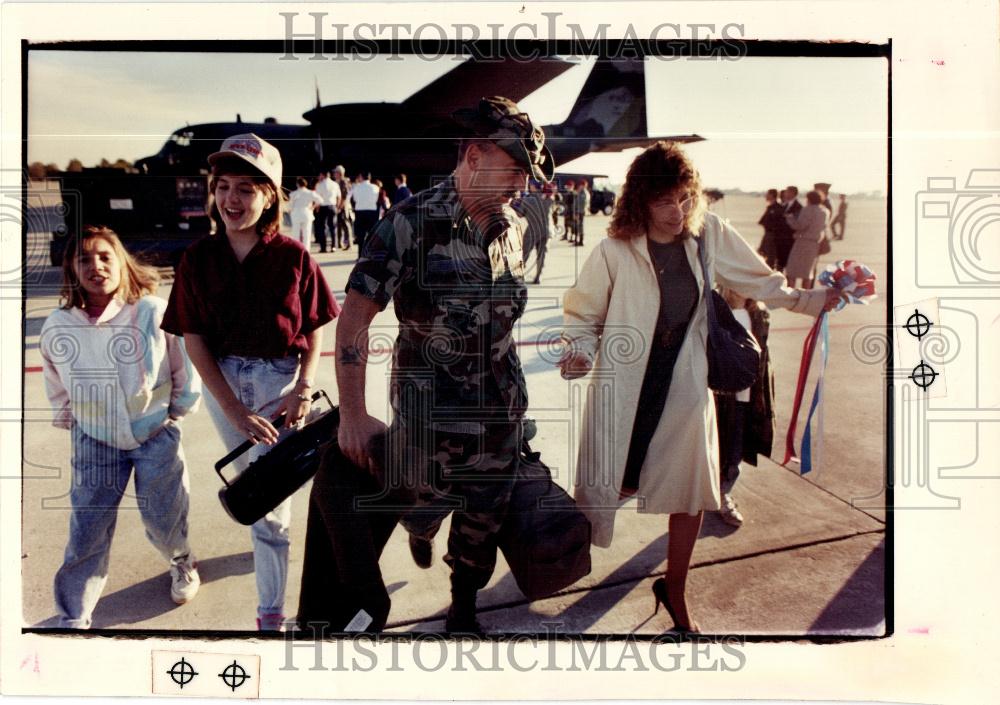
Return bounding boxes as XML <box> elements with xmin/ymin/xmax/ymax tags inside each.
<box><xmin>563</xmin><ymin>212</ymin><xmax>827</xmax><ymax>547</ymax></box>
<box><xmin>785</xmin><ymin>204</ymin><xmax>830</xmax><ymax>280</ymax></box>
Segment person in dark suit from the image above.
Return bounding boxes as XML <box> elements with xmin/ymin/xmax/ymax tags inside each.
<box><xmin>773</xmin><ymin>186</ymin><xmax>801</xmax><ymax>271</ymax></box>
<box><xmin>562</xmin><ymin>179</ymin><xmax>576</xmax><ymax>242</ymax></box>
<box><xmin>756</xmin><ymin>188</ymin><xmax>784</xmax><ymax>269</ymax></box>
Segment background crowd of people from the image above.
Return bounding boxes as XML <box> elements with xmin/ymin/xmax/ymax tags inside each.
<box><xmin>280</xmin><ymin>168</ymin><xmax>413</xmax><ymax>257</ymax></box>
<box><xmin>757</xmin><ymin>183</ymin><xmax>848</xmax><ymax>287</ymax></box>
<box><xmin>287</xmin><ymin>167</ymin><xmax>596</xmax><ymax>292</ymax></box>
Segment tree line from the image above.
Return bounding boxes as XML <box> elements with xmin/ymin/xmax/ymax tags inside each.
<box><xmin>28</xmin><ymin>158</ymin><xmax>134</xmax><ymax>179</ymax></box>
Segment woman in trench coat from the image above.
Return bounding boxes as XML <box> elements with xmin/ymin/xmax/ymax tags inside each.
<box><xmin>784</xmin><ymin>190</ymin><xmax>830</xmax><ymax>288</ymax></box>
<box><xmin>558</xmin><ymin>142</ymin><xmax>840</xmax><ymax>632</ymax></box>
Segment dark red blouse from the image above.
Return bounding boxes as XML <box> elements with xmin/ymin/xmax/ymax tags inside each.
<box><xmin>162</xmin><ymin>232</ymin><xmax>340</xmax><ymax>358</ymax></box>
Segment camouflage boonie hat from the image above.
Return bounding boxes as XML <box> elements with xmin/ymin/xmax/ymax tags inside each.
<box><xmin>452</xmin><ymin>96</ymin><xmax>555</xmax><ymax>182</ymax></box>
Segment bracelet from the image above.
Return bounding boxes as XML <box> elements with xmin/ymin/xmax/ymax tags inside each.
<box><xmin>296</xmin><ymin>393</ymin><xmax>312</xmax><ymax>403</ymax></box>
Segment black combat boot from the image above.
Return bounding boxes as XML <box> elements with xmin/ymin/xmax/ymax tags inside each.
<box><xmin>408</xmin><ymin>535</ymin><xmax>434</xmax><ymax>569</ymax></box>
<box><xmin>444</xmin><ymin>573</ymin><xmax>483</xmax><ymax>634</ymax></box>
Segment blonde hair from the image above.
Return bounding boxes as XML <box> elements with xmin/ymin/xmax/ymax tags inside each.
<box><xmin>60</xmin><ymin>226</ymin><xmax>159</xmax><ymax>309</ymax></box>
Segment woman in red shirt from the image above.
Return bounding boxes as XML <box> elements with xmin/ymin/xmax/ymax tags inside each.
<box><xmin>163</xmin><ymin>134</ymin><xmax>340</xmax><ymax>631</ymax></box>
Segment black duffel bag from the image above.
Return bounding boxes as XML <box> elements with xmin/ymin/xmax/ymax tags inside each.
<box><xmin>214</xmin><ymin>391</ymin><xmax>339</xmax><ymax>526</ymax></box>
<box><xmin>696</xmin><ymin>234</ymin><xmax>761</xmax><ymax>393</ymax></box>
<box><xmin>497</xmin><ymin>445</ymin><xmax>592</xmax><ymax>600</ymax></box>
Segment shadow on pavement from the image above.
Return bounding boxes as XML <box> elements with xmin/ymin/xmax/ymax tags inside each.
<box><xmin>30</xmin><ymin>551</ymin><xmax>256</xmax><ymax>629</ymax></box>
<box><xmin>809</xmin><ymin>538</ymin><xmax>886</xmax><ymax>634</ymax></box>
<box><xmin>699</xmin><ymin>511</ymin><xmax>742</xmax><ymax>539</ymax></box>
<box><xmin>495</xmin><ymin>531</ymin><xmax>670</xmax><ymax>633</ymax></box>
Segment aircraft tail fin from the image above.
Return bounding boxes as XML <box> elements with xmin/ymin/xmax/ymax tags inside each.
<box><xmin>556</xmin><ymin>58</ymin><xmax>648</xmax><ymax>138</ymax></box>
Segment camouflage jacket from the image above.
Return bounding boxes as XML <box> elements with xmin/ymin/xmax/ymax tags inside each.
<box><xmin>347</xmin><ymin>177</ymin><xmax>528</xmax><ymax>426</ymax></box>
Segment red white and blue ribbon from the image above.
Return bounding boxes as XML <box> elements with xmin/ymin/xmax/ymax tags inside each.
<box><xmin>798</xmin><ymin>315</ymin><xmax>829</xmax><ymax>473</ymax></box>
<box><xmin>783</xmin><ymin>313</ymin><xmax>826</xmax><ymax>472</ymax></box>
<box><xmin>784</xmin><ymin>259</ymin><xmax>876</xmax><ymax>473</ymax></box>
<box><xmin>818</xmin><ymin>259</ymin><xmax>877</xmax><ymax>311</ymax></box>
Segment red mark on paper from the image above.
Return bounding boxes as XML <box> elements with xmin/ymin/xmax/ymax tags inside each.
<box><xmin>931</xmin><ymin>60</ymin><xmax>945</xmax><ymax>66</ymax></box>
<box><xmin>20</xmin><ymin>652</ymin><xmax>40</xmax><ymax>673</ymax></box>
<box><xmin>908</xmin><ymin>626</ymin><xmax>930</xmax><ymax>634</ymax></box>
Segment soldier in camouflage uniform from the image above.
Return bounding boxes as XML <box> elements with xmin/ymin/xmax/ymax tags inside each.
<box><xmin>335</xmin><ymin>96</ymin><xmax>555</xmax><ymax>633</ymax></box>
<box><xmin>516</xmin><ymin>182</ymin><xmax>554</xmax><ymax>284</ymax></box>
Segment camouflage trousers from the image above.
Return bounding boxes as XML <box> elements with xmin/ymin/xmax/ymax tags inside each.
<box><xmin>391</xmin><ymin>417</ymin><xmax>522</xmax><ymax>590</ymax></box>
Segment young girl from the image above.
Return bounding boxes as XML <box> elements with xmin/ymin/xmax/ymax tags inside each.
<box><xmin>41</xmin><ymin>226</ymin><xmax>202</xmax><ymax>629</ymax></box>
<box><xmin>162</xmin><ymin>134</ymin><xmax>340</xmax><ymax>631</ymax></box>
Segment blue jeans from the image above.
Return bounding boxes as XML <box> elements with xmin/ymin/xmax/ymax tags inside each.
<box><xmin>203</xmin><ymin>355</ymin><xmax>298</xmax><ymax>622</ymax></box>
<box><xmin>54</xmin><ymin>422</ymin><xmax>192</xmax><ymax>629</ymax></box>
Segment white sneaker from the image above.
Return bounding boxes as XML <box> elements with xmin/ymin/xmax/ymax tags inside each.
<box><xmin>170</xmin><ymin>557</ymin><xmax>200</xmax><ymax>605</ymax></box>
<box><xmin>720</xmin><ymin>493</ymin><xmax>744</xmax><ymax>527</ymax></box>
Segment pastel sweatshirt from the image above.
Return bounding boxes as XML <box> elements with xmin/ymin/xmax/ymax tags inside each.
<box><xmin>40</xmin><ymin>296</ymin><xmax>201</xmax><ymax>450</ymax></box>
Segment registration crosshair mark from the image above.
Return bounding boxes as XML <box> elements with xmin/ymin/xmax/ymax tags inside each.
<box><xmin>904</xmin><ymin>309</ymin><xmax>933</xmax><ymax>339</ymax></box>
<box><xmin>218</xmin><ymin>660</ymin><xmax>251</xmax><ymax>692</ymax></box>
<box><xmin>166</xmin><ymin>657</ymin><xmax>198</xmax><ymax>689</ymax></box>
<box><xmin>909</xmin><ymin>360</ymin><xmax>939</xmax><ymax>390</ymax></box>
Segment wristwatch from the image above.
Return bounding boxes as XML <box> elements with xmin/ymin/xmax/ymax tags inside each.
<box><xmin>295</xmin><ymin>377</ymin><xmax>314</xmax><ymax>403</ymax></box>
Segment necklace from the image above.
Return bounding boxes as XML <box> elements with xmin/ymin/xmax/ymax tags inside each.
<box><xmin>649</xmin><ymin>238</ymin><xmax>679</xmax><ymax>275</ymax></box>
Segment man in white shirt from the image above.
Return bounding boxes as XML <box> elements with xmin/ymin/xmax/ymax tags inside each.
<box><xmin>313</xmin><ymin>170</ymin><xmax>340</xmax><ymax>253</ymax></box>
<box><xmin>288</xmin><ymin>178</ymin><xmax>323</xmax><ymax>249</ymax></box>
<box><xmin>350</xmin><ymin>172</ymin><xmax>381</xmax><ymax>255</ymax></box>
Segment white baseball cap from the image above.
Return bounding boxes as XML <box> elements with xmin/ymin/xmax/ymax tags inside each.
<box><xmin>208</xmin><ymin>133</ymin><xmax>283</xmax><ymax>190</ymax></box>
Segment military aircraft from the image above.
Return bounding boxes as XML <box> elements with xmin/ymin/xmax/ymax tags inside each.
<box><xmin>137</xmin><ymin>55</ymin><xmax>702</xmax><ymax>188</ymax></box>
<box><xmin>135</xmin><ymin>55</ymin><xmax>578</xmax><ymax>187</ymax></box>
<box><xmin>542</xmin><ymin>57</ymin><xmax>703</xmax><ymax>166</ymax></box>
<box><xmin>304</xmin><ymin>56</ymin><xmax>703</xmax><ymax>188</ymax></box>
<box><xmin>53</xmin><ymin>55</ymin><xmax>703</xmax><ymax>265</ymax></box>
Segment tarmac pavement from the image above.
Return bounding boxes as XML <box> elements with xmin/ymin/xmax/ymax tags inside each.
<box><xmin>18</xmin><ymin>200</ymin><xmax>888</xmax><ymax>636</ymax></box>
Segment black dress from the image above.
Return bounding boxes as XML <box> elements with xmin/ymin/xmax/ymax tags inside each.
<box><xmin>620</xmin><ymin>237</ymin><xmax>699</xmax><ymax>494</ymax></box>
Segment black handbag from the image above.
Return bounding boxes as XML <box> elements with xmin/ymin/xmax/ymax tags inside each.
<box><xmin>496</xmin><ymin>445</ymin><xmax>592</xmax><ymax>600</ymax></box>
<box><xmin>696</xmin><ymin>235</ymin><xmax>761</xmax><ymax>392</ymax></box>
<box><xmin>214</xmin><ymin>390</ymin><xmax>340</xmax><ymax>526</ymax></box>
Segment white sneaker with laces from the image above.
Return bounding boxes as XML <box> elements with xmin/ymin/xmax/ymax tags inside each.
<box><xmin>170</xmin><ymin>557</ymin><xmax>200</xmax><ymax>605</ymax></box>
<box><xmin>720</xmin><ymin>493</ymin><xmax>744</xmax><ymax>527</ymax></box>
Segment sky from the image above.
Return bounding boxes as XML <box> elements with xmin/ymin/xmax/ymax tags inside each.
<box><xmin>27</xmin><ymin>51</ymin><xmax>888</xmax><ymax>194</ymax></box>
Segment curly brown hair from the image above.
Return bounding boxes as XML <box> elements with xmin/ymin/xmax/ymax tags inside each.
<box><xmin>60</xmin><ymin>226</ymin><xmax>159</xmax><ymax>310</ymax></box>
<box><xmin>608</xmin><ymin>141</ymin><xmax>707</xmax><ymax>240</ymax></box>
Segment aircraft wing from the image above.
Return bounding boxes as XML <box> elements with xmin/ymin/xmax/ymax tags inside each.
<box><xmin>586</xmin><ymin>134</ymin><xmax>705</xmax><ymax>152</ymax></box>
<box><xmin>402</xmin><ymin>57</ymin><xmax>576</xmax><ymax>120</ymax></box>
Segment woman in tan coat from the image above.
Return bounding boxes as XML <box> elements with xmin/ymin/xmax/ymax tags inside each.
<box><xmin>558</xmin><ymin>142</ymin><xmax>840</xmax><ymax>632</ymax></box>
<box><xmin>784</xmin><ymin>190</ymin><xmax>830</xmax><ymax>288</ymax></box>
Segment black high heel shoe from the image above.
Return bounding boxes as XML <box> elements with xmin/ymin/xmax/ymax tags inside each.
<box><xmin>652</xmin><ymin>578</ymin><xmax>700</xmax><ymax>633</ymax></box>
